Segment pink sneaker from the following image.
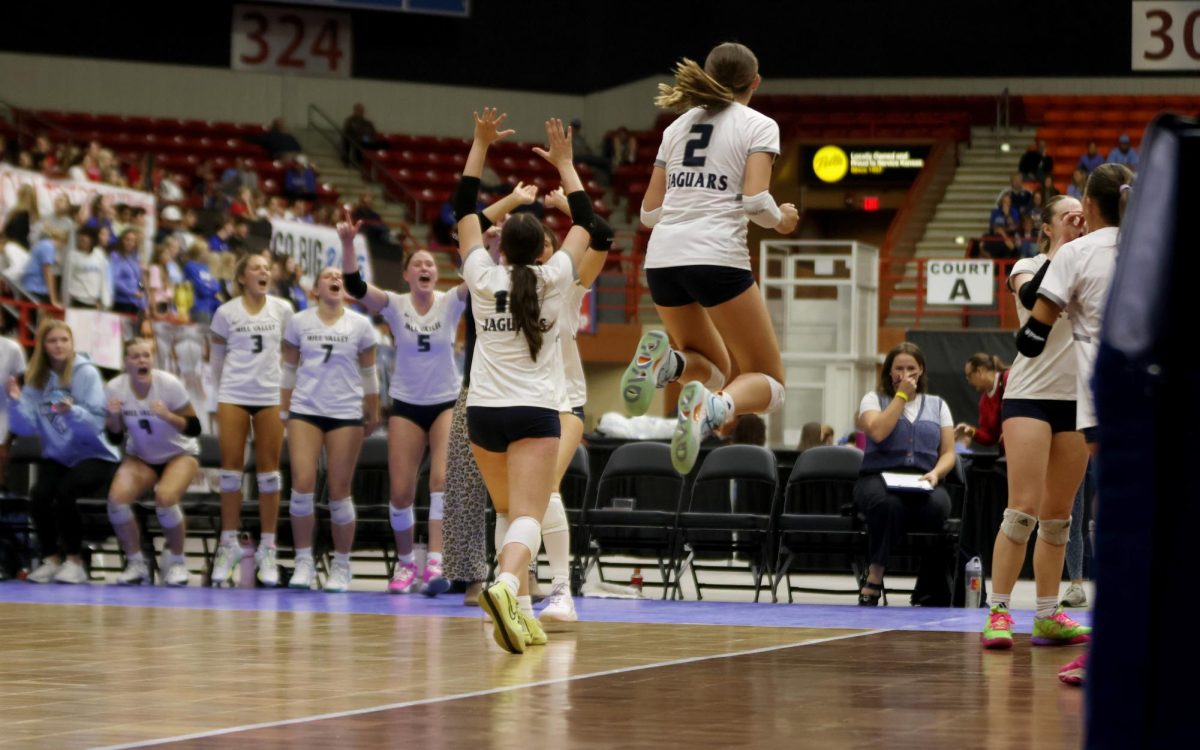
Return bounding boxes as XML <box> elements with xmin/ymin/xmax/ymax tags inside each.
<box><xmin>1058</xmin><ymin>651</ymin><xmax>1088</xmax><ymax>686</ymax></box>
<box><xmin>421</xmin><ymin>558</ymin><xmax>451</xmax><ymax>597</ymax></box>
<box><xmin>388</xmin><ymin>561</ymin><xmax>419</xmax><ymax>594</ymax></box>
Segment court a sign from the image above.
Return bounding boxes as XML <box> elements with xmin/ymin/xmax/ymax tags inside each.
<box><xmin>925</xmin><ymin>260</ymin><xmax>994</xmax><ymax>306</ymax></box>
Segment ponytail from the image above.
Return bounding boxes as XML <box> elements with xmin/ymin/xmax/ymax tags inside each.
<box><xmin>655</xmin><ymin>58</ymin><xmax>735</xmax><ymax>112</ymax></box>
<box><xmin>509</xmin><ymin>263</ymin><xmax>550</xmax><ymax>360</ymax></box>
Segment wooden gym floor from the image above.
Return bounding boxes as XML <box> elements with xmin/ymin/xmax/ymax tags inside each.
<box><xmin>0</xmin><ymin>584</ymin><xmax>1086</xmax><ymax>749</ymax></box>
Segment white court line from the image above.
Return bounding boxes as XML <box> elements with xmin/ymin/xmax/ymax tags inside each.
<box><xmin>92</xmin><ymin>627</ymin><xmax>889</xmax><ymax>750</ymax></box>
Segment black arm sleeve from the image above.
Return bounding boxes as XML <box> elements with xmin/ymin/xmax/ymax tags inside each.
<box><xmin>566</xmin><ymin>190</ymin><xmax>596</xmax><ymax>234</ymax></box>
<box><xmin>1016</xmin><ymin>316</ymin><xmax>1053</xmax><ymax>358</ymax></box>
<box><xmin>589</xmin><ymin>215</ymin><xmax>614</xmax><ymax>251</ymax></box>
<box><xmin>1017</xmin><ymin>260</ymin><xmax>1051</xmax><ymax>311</ymax></box>
<box><xmin>343</xmin><ymin>270</ymin><xmax>368</xmax><ymax>299</ymax></box>
<box><xmin>452</xmin><ymin>176</ymin><xmax>481</xmax><ymax>221</ymax></box>
<box><xmin>183</xmin><ymin>416</ymin><xmax>202</xmax><ymax>437</ymax></box>
<box><xmin>477</xmin><ymin>211</ymin><xmax>493</xmax><ymax>233</ymax></box>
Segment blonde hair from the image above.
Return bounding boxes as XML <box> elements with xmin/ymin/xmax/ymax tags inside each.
<box><xmin>655</xmin><ymin>43</ymin><xmax>759</xmax><ymax>112</ymax></box>
<box><xmin>13</xmin><ymin>184</ymin><xmax>40</xmax><ymax>221</ymax></box>
<box><xmin>26</xmin><ymin>318</ymin><xmax>75</xmax><ymax>390</ymax></box>
<box><xmin>230</xmin><ymin>253</ymin><xmax>267</xmax><ymax>297</ymax></box>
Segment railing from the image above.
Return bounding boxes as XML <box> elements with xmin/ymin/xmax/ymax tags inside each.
<box><xmin>878</xmin><ymin>256</ymin><xmax>1020</xmax><ymax>329</ymax></box>
<box><xmin>995</xmin><ymin>87</ymin><xmax>1010</xmax><ymax>132</ymax></box>
<box><xmin>0</xmin><ymin>297</ymin><xmax>65</xmax><ymax>347</ymax></box>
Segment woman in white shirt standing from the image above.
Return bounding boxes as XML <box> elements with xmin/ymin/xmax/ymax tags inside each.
<box><xmin>280</xmin><ymin>267</ymin><xmax>379</xmax><ymax>592</ymax></box>
<box><xmin>455</xmin><ymin>111</ymin><xmax>609</xmax><ymax>654</ymax></box>
<box><xmin>623</xmin><ymin>42</ymin><xmax>799</xmax><ymax>474</ymax></box>
<box><xmin>208</xmin><ymin>254</ymin><xmax>294</xmax><ymax>586</ymax></box>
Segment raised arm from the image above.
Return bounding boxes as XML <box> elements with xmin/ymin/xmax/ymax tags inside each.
<box><xmin>337</xmin><ymin>207</ymin><xmax>389</xmax><ymax>313</ymax></box>
<box><xmin>546</xmin><ymin>187</ymin><xmax>609</xmax><ymax>287</ymax></box>
<box><xmin>454</xmin><ymin>108</ymin><xmax>516</xmax><ymax>257</ymax></box>
<box><xmin>533</xmin><ymin>119</ymin><xmax>612</xmax><ymax>270</ymax></box>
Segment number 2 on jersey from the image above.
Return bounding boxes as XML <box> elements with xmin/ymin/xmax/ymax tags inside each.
<box><xmin>683</xmin><ymin>124</ymin><xmax>714</xmax><ymax>167</ymax></box>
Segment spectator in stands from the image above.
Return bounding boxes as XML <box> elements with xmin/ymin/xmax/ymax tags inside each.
<box><xmin>252</xmin><ymin>117</ymin><xmax>303</xmax><ymax>161</ymax></box>
<box><xmin>220</xmin><ymin>157</ymin><xmax>259</xmax><ymax>197</ymax></box>
<box><xmin>176</xmin><ymin>208</ymin><xmax>200</xmax><ymax>250</ymax></box>
<box><xmin>1077</xmin><ymin>140</ymin><xmax>1104</xmax><ymax>175</ymax></box>
<box><xmin>1018</xmin><ymin>213</ymin><xmax>1039</xmax><ymax>258</ymax></box>
<box><xmin>157</xmin><ymin>170</ymin><xmax>186</xmax><ymax>204</ymax></box>
<box><xmin>20</xmin><ymin>226</ymin><xmax>66</xmax><ymax>308</ymax></box>
<box><xmin>1041</xmin><ymin>174</ymin><xmax>1060</xmax><ymax>200</ymax></box>
<box><xmin>209</xmin><ymin>218</ymin><xmax>234</xmax><ymax>253</ymax></box>
<box><xmin>1106</xmin><ymin>133</ymin><xmax>1139</xmax><ymax>171</ymax></box>
<box><xmin>1018</xmin><ymin>139</ymin><xmax>1053</xmax><ymax>181</ymax></box>
<box><xmin>36</xmin><ymin>194</ymin><xmax>77</xmax><ymax>241</ymax></box>
<box><xmin>156</xmin><ymin>205</ymin><xmax>183</xmax><ymax>245</ymax></box>
<box><xmin>569</xmin><ymin>118</ymin><xmax>611</xmax><ymax>186</ymax></box>
<box><xmin>0</xmin><ymin>332</ymin><xmax>27</xmax><ymax>491</ymax></box>
<box><xmin>1028</xmin><ymin>189</ymin><xmax>1045</xmax><ymax>226</ymax></box>
<box><xmin>854</xmin><ymin>341</ymin><xmax>956</xmax><ymax>606</ymax></box>
<box><xmin>1000</xmin><ymin>173</ymin><xmax>1032</xmax><ymax>217</ymax></box>
<box><xmin>229</xmin><ymin>217</ymin><xmax>254</xmax><ymax>254</ymax></box>
<box><xmin>84</xmin><ymin>195</ymin><xmax>114</xmax><ymax>239</ymax></box>
<box><xmin>271</xmin><ymin>255</ymin><xmax>308</xmax><ymax>312</ymax></box>
<box><xmin>15</xmin><ymin>151</ymin><xmax>34</xmax><ymax>169</ymax></box>
<box><xmin>290</xmin><ymin>199</ymin><xmax>315</xmax><ymax>224</ymax></box>
<box><xmin>183</xmin><ymin>242</ymin><xmax>222</xmax><ymax>324</ymax></box>
<box><xmin>96</xmin><ymin>224</ymin><xmax>114</xmax><ymax>252</ymax></box>
<box><xmin>729</xmin><ymin>414</ymin><xmax>766</xmax><ymax>446</ymax></box>
<box><xmin>30</xmin><ymin>134</ymin><xmax>54</xmax><ymax>172</ymax></box>
<box><xmin>342</xmin><ymin>103</ymin><xmax>382</xmax><ymax>167</ymax></box>
<box><xmin>956</xmin><ymin>353</ymin><xmax>1009</xmax><ymax>449</ymax></box>
<box><xmin>112</xmin><ymin>203</ymin><xmax>134</xmax><ymax>238</ymax></box>
<box><xmin>146</xmin><ymin>241</ymin><xmax>177</xmax><ymax>319</ymax></box>
<box><xmin>352</xmin><ymin>192</ymin><xmax>390</xmax><ymax>247</ymax></box>
<box><xmin>605</xmin><ymin>126</ymin><xmax>639</xmax><ymax>171</ymax></box>
<box><xmin>988</xmin><ymin>191</ymin><xmax>1021</xmax><ymax>257</ymax></box>
<box><xmin>110</xmin><ymin>229</ymin><xmax>146</xmax><ymax>315</ymax></box>
<box><xmin>7</xmin><ymin>318</ymin><xmax>121</xmax><ymax>584</ymax></box>
<box><xmin>1067</xmin><ymin>167</ymin><xmax>1088</xmax><ymax>199</ymax></box>
<box><xmin>66</xmin><ymin>226</ymin><xmax>112</xmax><ymax>309</ymax></box>
<box><xmin>2</xmin><ymin>184</ymin><xmax>39</xmax><ymax>248</ymax></box>
<box><xmin>283</xmin><ymin>156</ymin><xmax>318</xmax><ymax>202</ymax></box>
<box><xmin>266</xmin><ymin>196</ymin><xmax>293</xmax><ymax>221</ymax></box>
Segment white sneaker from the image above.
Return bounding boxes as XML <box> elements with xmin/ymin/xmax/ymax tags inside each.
<box><xmin>53</xmin><ymin>560</ymin><xmax>88</xmax><ymax>584</ymax></box>
<box><xmin>323</xmin><ymin>558</ymin><xmax>352</xmax><ymax>593</ymax></box>
<box><xmin>210</xmin><ymin>542</ymin><xmax>243</xmax><ymax>587</ymax></box>
<box><xmin>671</xmin><ymin>382</ymin><xmax>729</xmax><ymax>475</ymax></box>
<box><xmin>290</xmin><ymin>556</ymin><xmax>315</xmax><ymax>590</ymax></box>
<box><xmin>116</xmin><ymin>558</ymin><xmax>150</xmax><ymax>586</ymax></box>
<box><xmin>538</xmin><ymin>581</ymin><xmax>578</xmax><ymax>623</ymax></box>
<box><xmin>162</xmin><ymin>559</ymin><xmax>189</xmax><ymax>587</ymax></box>
<box><xmin>27</xmin><ymin>560</ymin><xmax>60</xmax><ymax>584</ymax></box>
<box><xmin>255</xmin><ymin>545</ymin><xmax>279</xmax><ymax>587</ymax></box>
<box><xmin>1061</xmin><ymin>583</ymin><xmax>1088</xmax><ymax>608</ymax></box>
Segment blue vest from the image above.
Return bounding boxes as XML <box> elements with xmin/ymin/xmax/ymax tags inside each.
<box><xmin>861</xmin><ymin>393</ymin><xmax>943</xmax><ymax>475</ymax></box>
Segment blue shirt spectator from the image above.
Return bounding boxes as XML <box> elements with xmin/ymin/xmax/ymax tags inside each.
<box><xmin>109</xmin><ymin>248</ymin><xmax>145</xmax><ymax>311</ymax></box>
<box><xmin>1107</xmin><ymin>134</ymin><xmax>1139</xmax><ymax>170</ymax></box>
<box><xmin>9</xmin><ymin>352</ymin><xmax>121</xmax><ymax>467</ymax></box>
<box><xmin>20</xmin><ymin>236</ymin><xmax>59</xmax><ymax>299</ymax></box>
<box><xmin>1077</xmin><ymin>141</ymin><xmax>1104</xmax><ymax>175</ymax></box>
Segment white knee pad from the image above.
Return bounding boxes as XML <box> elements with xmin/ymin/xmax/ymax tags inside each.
<box><xmin>764</xmin><ymin>374</ymin><xmax>785</xmax><ymax>413</ymax></box>
<box><xmin>542</xmin><ymin>494</ymin><xmax>568</xmax><ymax>535</ymax></box>
<box><xmin>1037</xmin><ymin>516</ymin><xmax>1072</xmax><ymax>546</ymax></box>
<box><xmin>389</xmin><ymin>504</ymin><xmax>414</xmax><ymax>531</ymax></box>
<box><xmin>107</xmin><ymin>501</ymin><xmax>134</xmax><ymax>526</ymax></box>
<box><xmin>330</xmin><ymin>497</ymin><xmax>356</xmax><ymax>526</ymax></box>
<box><xmin>1001</xmin><ymin>508</ymin><xmax>1037</xmax><ymax>544</ymax></box>
<box><xmin>494</xmin><ymin>512</ymin><xmax>509</xmax><ymax>555</ymax></box>
<box><xmin>503</xmin><ymin>515</ymin><xmax>542</xmax><ymax>558</ymax></box>
<box><xmin>256</xmin><ymin>471</ymin><xmax>282</xmax><ymax>495</ymax></box>
<box><xmin>156</xmin><ymin>504</ymin><xmax>184</xmax><ymax>530</ymax></box>
<box><xmin>218</xmin><ymin>470</ymin><xmax>243</xmax><ymax>494</ymax></box>
<box><xmin>428</xmin><ymin>491</ymin><xmax>444</xmax><ymax>522</ymax></box>
<box><xmin>288</xmin><ymin>491</ymin><xmax>314</xmax><ymax>518</ymax></box>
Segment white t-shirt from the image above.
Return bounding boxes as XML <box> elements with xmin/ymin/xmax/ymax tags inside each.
<box><xmin>107</xmin><ymin>371</ymin><xmax>200</xmax><ymax>465</ymax></box>
<box><xmin>559</xmin><ymin>283</ymin><xmax>588</xmax><ymax>409</ymax></box>
<box><xmin>1039</xmin><ymin>226</ymin><xmax>1119</xmax><ymax>431</ymax></box>
<box><xmin>380</xmin><ymin>288</ymin><xmax>466</xmax><ymax>406</ymax></box>
<box><xmin>859</xmin><ymin>391</ymin><xmax>954</xmax><ymax>428</ymax></box>
<box><xmin>0</xmin><ymin>337</ymin><xmax>27</xmax><ymax>442</ymax></box>
<box><xmin>66</xmin><ymin>247</ymin><xmax>111</xmax><ymax>308</ymax></box>
<box><xmin>284</xmin><ymin>307</ymin><xmax>377</xmax><ymax>420</ymax></box>
<box><xmin>1004</xmin><ymin>255</ymin><xmax>1077</xmax><ymax>401</ymax></box>
<box><xmin>646</xmin><ymin>103</ymin><xmax>781</xmax><ymax>271</ymax></box>
<box><xmin>210</xmin><ymin>296</ymin><xmax>294</xmax><ymax>406</ymax></box>
<box><xmin>463</xmin><ymin>247</ymin><xmax>574</xmax><ymax>410</ymax></box>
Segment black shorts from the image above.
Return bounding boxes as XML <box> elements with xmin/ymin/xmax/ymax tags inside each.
<box><xmin>392</xmin><ymin>399</ymin><xmax>456</xmax><ymax>432</ymax></box>
<box><xmin>1002</xmin><ymin>398</ymin><xmax>1077</xmax><ymax>434</ymax></box>
<box><xmin>290</xmin><ymin>411</ymin><xmax>363</xmax><ymax>433</ymax></box>
<box><xmin>1081</xmin><ymin>426</ymin><xmax>1099</xmax><ymax>445</ymax></box>
<box><xmin>467</xmin><ymin>406</ymin><xmax>561</xmax><ymax>452</ymax></box>
<box><xmin>128</xmin><ymin>453</ymin><xmax>195</xmax><ymax>479</ymax></box>
<box><xmin>646</xmin><ymin>265</ymin><xmax>755</xmax><ymax>308</ymax></box>
<box><xmin>566</xmin><ymin>405</ymin><xmax>585</xmax><ymax>422</ymax></box>
<box><xmin>223</xmin><ymin>403</ymin><xmax>276</xmax><ymax>418</ymax></box>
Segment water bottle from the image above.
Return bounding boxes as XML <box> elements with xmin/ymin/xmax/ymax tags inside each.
<box><xmin>630</xmin><ymin>567</ymin><xmax>644</xmax><ymax>595</ymax></box>
<box><xmin>964</xmin><ymin>556</ymin><xmax>983</xmax><ymax>609</ymax></box>
<box><xmin>238</xmin><ymin>533</ymin><xmax>256</xmax><ymax>588</ymax></box>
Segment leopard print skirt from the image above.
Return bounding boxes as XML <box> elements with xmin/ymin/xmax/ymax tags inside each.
<box><xmin>441</xmin><ymin>387</ymin><xmax>489</xmax><ymax>582</ymax></box>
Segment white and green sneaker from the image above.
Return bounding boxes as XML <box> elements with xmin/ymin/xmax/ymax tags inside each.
<box><xmin>670</xmin><ymin>382</ymin><xmax>728</xmax><ymax>475</ymax></box>
<box><xmin>620</xmin><ymin>330</ymin><xmax>674</xmax><ymax>416</ymax></box>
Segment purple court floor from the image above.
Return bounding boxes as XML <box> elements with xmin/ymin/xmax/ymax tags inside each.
<box><xmin>0</xmin><ymin>580</ymin><xmax>1089</xmax><ymax>633</ymax></box>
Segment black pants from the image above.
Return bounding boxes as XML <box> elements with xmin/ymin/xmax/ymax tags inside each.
<box><xmin>30</xmin><ymin>459</ymin><xmax>118</xmax><ymax>557</ymax></box>
<box><xmin>854</xmin><ymin>474</ymin><xmax>951</xmax><ymax>568</ymax></box>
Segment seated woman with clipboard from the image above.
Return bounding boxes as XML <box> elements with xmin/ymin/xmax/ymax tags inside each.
<box><xmin>854</xmin><ymin>342</ymin><xmax>957</xmax><ymax>606</ymax></box>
